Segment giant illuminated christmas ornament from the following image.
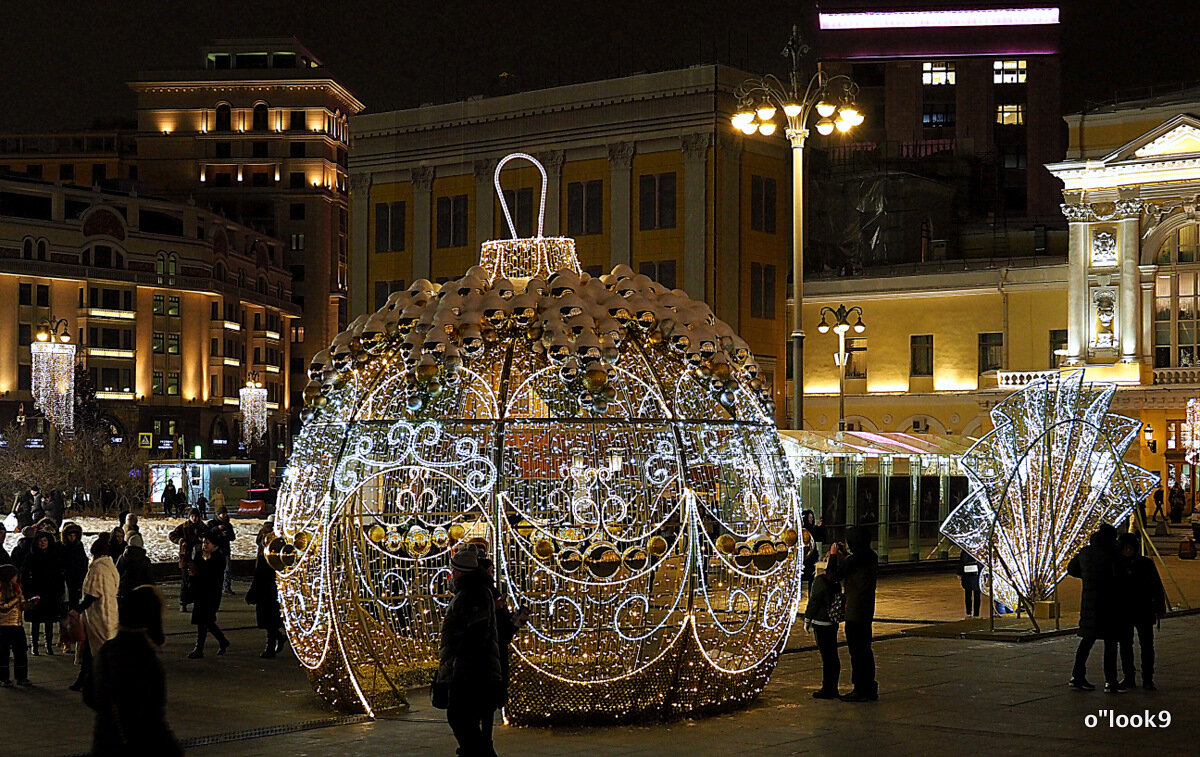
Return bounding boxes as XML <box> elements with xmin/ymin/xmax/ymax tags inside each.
<box><xmin>272</xmin><ymin>153</ymin><xmax>800</xmax><ymax>723</ymax></box>
<box><xmin>940</xmin><ymin>371</ymin><xmax>1157</xmax><ymax>617</ymax></box>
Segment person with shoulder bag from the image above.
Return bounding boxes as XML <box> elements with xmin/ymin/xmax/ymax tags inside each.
<box><xmin>804</xmin><ymin>549</ymin><xmax>844</xmax><ymax>699</ymax></box>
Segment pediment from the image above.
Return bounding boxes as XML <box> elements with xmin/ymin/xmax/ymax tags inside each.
<box><xmin>1106</xmin><ymin>113</ymin><xmax>1200</xmax><ymax>163</ymax></box>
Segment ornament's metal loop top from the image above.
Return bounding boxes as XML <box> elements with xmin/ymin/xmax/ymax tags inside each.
<box><xmin>494</xmin><ymin>152</ymin><xmax>548</xmax><ymax>240</ymax></box>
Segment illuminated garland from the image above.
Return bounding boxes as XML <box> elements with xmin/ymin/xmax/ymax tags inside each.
<box><xmin>1187</xmin><ymin>398</ymin><xmax>1199</xmax><ymax>466</ymax></box>
<box><xmin>940</xmin><ymin>371</ymin><xmax>1158</xmax><ymax>614</ymax></box>
<box><xmin>31</xmin><ymin>340</ymin><xmax>75</xmax><ymax>434</ymax></box>
<box><xmin>239</xmin><ymin>377</ymin><xmax>268</xmax><ymax>449</ymax></box>
<box><xmin>271</xmin><ymin>153</ymin><xmax>800</xmax><ymax>724</ymax></box>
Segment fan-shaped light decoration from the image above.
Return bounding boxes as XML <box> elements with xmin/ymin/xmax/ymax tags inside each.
<box><xmin>940</xmin><ymin>371</ymin><xmax>1158</xmax><ymax>615</ymax></box>
<box><xmin>274</xmin><ymin>153</ymin><xmax>800</xmax><ymax>724</ymax></box>
<box><xmin>239</xmin><ymin>373</ymin><xmax>268</xmax><ymax>449</ymax></box>
<box><xmin>1187</xmin><ymin>398</ymin><xmax>1199</xmax><ymax>465</ymax></box>
<box><xmin>31</xmin><ymin>320</ymin><xmax>75</xmax><ymax>434</ymax></box>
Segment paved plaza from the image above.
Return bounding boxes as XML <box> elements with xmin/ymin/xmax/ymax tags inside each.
<box><xmin>7</xmin><ymin>550</ymin><xmax>1197</xmax><ymax>757</ymax></box>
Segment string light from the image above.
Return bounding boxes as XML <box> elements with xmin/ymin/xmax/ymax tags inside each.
<box><xmin>1187</xmin><ymin>398</ymin><xmax>1199</xmax><ymax>465</ymax></box>
<box><xmin>31</xmin><ymin>318</ymin><xmax>75</xmax><ymax>434</ymax></box>
<box><xmin>940</xmin><ymin>371</ymin><xmax>1158</xmax><ymax>613</ymax></box>
<box><xmin>239</xmin><ymin>372</ymin><xmax>268</xmax><ymax>449</ymax></box>
<box><xmin>272</xmin><ymin>153</ymin><xmax>801</xmax><ymax>724</ymax></box>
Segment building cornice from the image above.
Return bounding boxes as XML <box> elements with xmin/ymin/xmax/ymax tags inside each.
<box><xmin>129</xmin><ymin>79</ymin><xmax>364</xmax><ymax>113</ymax></box>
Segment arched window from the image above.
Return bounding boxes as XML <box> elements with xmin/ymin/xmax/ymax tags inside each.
<box><xmin>215</xmin><ymin>103</ymin><xmax>232</xmax><ymax>132</ymax></box>
<box><xmin>85</xmin><ymin>244</ymin><xmax>124</xmax><ymax>270</ymax></box>
<box><xmin>155</xmin><ymin>252</ymin><xmax>165</xmax><ymax>280</ymax></box>
<box><xmin>36</xmin><ymin>239</ymin><xmax>47</xmax><ymax>261</ymax></box>
<box><xmin>168</xmin><ymin>253</ymin><xmax>178</xmax><ymax>276</ymax></box>
<box><xmin>1153</xmin><ymin>223</ymin><xmax>1200</xmax><ymax>367</ymax></box>
<box><xmin>253</xmin><ymin>103</ymin><xmax>269</xmax><ymax>131</ymax></box>
<box><xmin>21</xmin><ymin>238</ymin><xmax>33</xmax><ymax>260</ymax></box>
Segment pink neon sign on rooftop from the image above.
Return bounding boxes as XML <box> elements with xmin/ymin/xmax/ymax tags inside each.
<box><xmin>819</xmin><ymin>8</ymin><xmax>1060</xmax><ymax>30</ymax></box>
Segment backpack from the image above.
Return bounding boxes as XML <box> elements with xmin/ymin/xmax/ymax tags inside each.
<box><xmin>828</xmin><ymin>589</ymin><xmax>846</xmax><ymax>624</ymax></box>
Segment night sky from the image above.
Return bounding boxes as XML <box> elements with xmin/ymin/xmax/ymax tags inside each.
<box><xmin>2</xmin><ymin>0</ymin><xmax>1198</xmax><ymax>132</ymax></box>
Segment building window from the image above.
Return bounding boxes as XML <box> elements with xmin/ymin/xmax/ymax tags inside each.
<box><xmin>844</xmin><ymin>337</ymin><xmax>867</xmax><ymax>379</ymax></box>
<box><xmin>252</xmin><ymin>141</ymin><xmax>269</xmax><ymax>159</ymax></box>
<box><xmin>215</xmin><ymin>104</ymin><xmax>232</xmax><ymax>132</ymax></box>
<box><xmin>35</xmin><ymin>284</ymin><xmax>49</xmax><ymax>307</ymax></box>
<box><xmin>289</xmin><ymin>110</ymin><xmax>305</xmax><ymax>131</ymax></box>
<box><xmin>996</xmin><ymin>104</ymin><xmax>1026</xmax><ymax>126</ymax></box>
<box><xmin>253</xmin><ymin>103</ymin><xmax>269</xmax><ymax>131</ymax></box>
<box><xmin>167</xmin><ymin>296</ymin><xmax>180</xmax><ymax>316</ymax></box>
<box><xmin>921</xmin><ymin>61</ymin><xmax>956</xmax><ymax>86</ymax></box>
<box><xmin>750</xmin><ymin>262</ymin><xmax>776</xmax><ymax>319</ymax></box>
<box><xmin>999</xmin><ymin>144</ymin><xmax>1028</xmax><ymax>169</ymax></box>
<box><xmin>290</xmin><ymin>142</ymin><xmax>306</xmax><ymax>158</ymax></box>
<box><xmin>167</xmin><ymin>372</ymin><xmax>180</xmax><ymax>396</ymax></box>
<box><xmin>750</xmin><ymin>175</ymin><xmax>777</xmax><ymax>233</ymax></box>
<box><xmin>922</xmin><ymin>103</ymin><xmax>956</xmax><ymax>128</ymax></box>
<box><xmin>993</xmin><ymin>59</ymin><xmax>1027</xmax><ymax>84</ymax></box>
<box><xmin>18</xmin><ymin>323</ymin><xmax>31</xmax><ymax>346</ymax></box>
<box><xmin>910</xmin><ymin>335</ymin><xmax>933</xmax><ymax>377</ymax></box>
<box><xmin>567</xmin><ymin>180</ymin><xmax>603</xmax><ymax>236</ymax></box>
<box><xmin>1049</xmin><ymin>329</ymin><xmax>1068</xmax><ymax>368</ymax></box>
<box><xmin>637</xmin><ymin>261</ymin><xmax>677</xmax><ymax>291</ymax></box>
<box><xmin>290</xmin><ymin>233</ymin><xmax>305</xmax><ymax>251</ymax></box>
<box><xmin>638</xmin><ymin>173</ymin><xmax>677</xmax><ymax>231</ymax></box>
<box><xmin>152</xmin><ymin>371</ymin><xmax>164</xmax><ymax>396</ymax></box>
<box><xmin>290</xmin><ymin>202</ymin><xmax>306</xmax><ymax>220</ymax></box>
<box><xmin>18</xmin><ymin>283</ymin><xmax>31</xmax><ymax>305</ymax></box>
<box><xmin>153</xmin><ymin>294</ymin><xmax>164</xmax><ymax>315</ymax></box>
<box><xmin>289</xmin><ymin>171</ymin><xmax>305</xmax><ymax>188</ymax></box>
<box><xmin>152</xmin><ymin>332</ymin><xmax>165</xmax><ymax>353</ymax></box>
<box><xmin>1155</xmin><ymin>267</ymin><xmax>1200</xmax><ymax>368</ymax></box>
<box><xmin>373</xmin><ymin>279</ymin><xmax>406</xmax><ymax>311</ymax></box>
<box><xmin>978</xmin><ymin>332</ymin><xmax>1004</xmax><ymax>373</ymax></box>
<box><xmin>436</xmin><ymin>194</ymin><xmax>469</xmax><ymax>248</ymax></box>
<box><xmin>375</xmin><ymin>201</ymin><xmax>406</xmax><ymax>252</ymax></box>
<box><xmin>291</xmin><ymin>325</ymin><xmax>305</xmax><ymax>343</ymax></box>
<box><xmin>167</xmin><ymin>333</ymin><xmax>180</xmax><ymax>354</ymax></box>
<box><xmin>501</xmin><ymin>188</ymin><xmax>535</xmax><ymax>238</ymax></box>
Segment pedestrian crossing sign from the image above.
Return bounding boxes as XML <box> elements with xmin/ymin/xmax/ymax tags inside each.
<box><xmin>139</xmin><ymin>432</ymin><xmax>153</xmax><ymax>449</ymax></box>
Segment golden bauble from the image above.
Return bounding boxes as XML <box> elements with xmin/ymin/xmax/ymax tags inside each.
<box><xmin>781</xmin><ymin>527</ymin><xmax>799</xmax><ymax>547</ymax></box>
<box><xmin>647</xmin><ymin>535</ymin><xmax>668</xmax><ymax>557</ymax></box>
<box><xmin>715</xmin><ymin>534</ymin><xmax>736</xmax><ymax>555</ymax></box>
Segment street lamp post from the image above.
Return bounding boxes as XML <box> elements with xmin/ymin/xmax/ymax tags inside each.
<box><xmin>732</xmin><ymin>26</ymin><xmax>863</xmax><ymax>430</ymax></box>
<box><xmin>817</xmin><ymin>304</ymin><xmax>865</xmax><ymax>432</ymax></box>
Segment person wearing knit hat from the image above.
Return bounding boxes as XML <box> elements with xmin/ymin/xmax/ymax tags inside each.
<box><xmin>89</xmin><ymin>584</ymin><xmax>182</xmax><ymax>755</ymax></box>
<box><xmin>116</xmin><ymin>533</ymin><xmax>155</xmax><ymax>602</ymax></box>
<box><xmin>436</xmin><ymin>543</ymin><xmax>503</xmax><ymax>756</ymax></box>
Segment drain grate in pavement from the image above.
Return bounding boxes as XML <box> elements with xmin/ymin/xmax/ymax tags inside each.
<box><xmin>59</xmin><ymin>714</ymin><xmax>373</xmax><ymax>756</ymax></box>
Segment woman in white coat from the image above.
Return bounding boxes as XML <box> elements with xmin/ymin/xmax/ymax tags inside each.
<box><xmin>69</xmin><ymin>533</ymin><xmax>120</xmax><ymax>693</ymax></box>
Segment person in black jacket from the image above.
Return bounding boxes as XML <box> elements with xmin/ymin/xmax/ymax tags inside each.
<box><xmin>1115</xmin><ymin>532</ymin><xmax>1167</xmax><ymax>690</ymax></box>
<box><xmin>86</xmin><ymin>584</ymin><xmax>182</xmax><ymax>757</ymax></box>
<box><xmin>45</xmin><ymin>490</ymin><xmax>66</xmax><ymax>528</ymax></box>
<box><xmin>20</xmin><ymin>531</ymin><xmax>65</xmax><ymax>656</ymax></box>
<box><xmin>804</xmin><ymin>553</ymin><xmax>842</xmax><ymax>699</ymax></box>
<box><xmin>207</xmin><ymin>507</ymin><xmax>237</xmax><ymax>595</ymax></box>
<box><xmin>169</xmin><ymin>509</ymin><xmax>206</xmax><ymax>613</ymax></box>
<box><xmin>186</xmin><ymin>532</ymin><xmax>229</xmax><ymax>659</ymax></box>
<box><xmin>436</xmin><ymin>547</ymin><xmax>503</xmax><ymax>757</ymax></box>
<box><xmin>478</xmin><ymin>553</ymin><xmax>528</xmax><ymax>709</ymax></box>
<box><xmin>828</xmin><ymin>525</ymin><xmax>878</xmax><ymax>701</ymax></box>
<box><xmin>116</xmin><ymin>534</ymin><xmax>155</xmax><ymax>602</ymax></box>
<box><xmin>1066</xmin><ymin>524</ymin><xmax>1120</xmax><ymax>692</ymax></box>
<box><xmin>246</xmin><ymin>523</ymin><xmax>284</xmax><ymax>658</ymax></box>
<box><xmin>10</xmin><ymin>527</ymin><xmax>36</xmax><ymax>571</ymax></box>
<box><xmin>60</xmin><ymin>523</ymin><xmax>89</xmax><ymax>611</ymax></box>
<box><xmin>162</xmin><ymin>480</ymin><xmax>177</xmax><ymax>517</ymax></box>
<box><xmin>956</xmin><ymin>550</ymin><xmax>983</xmax><ymax>618</ymax></box>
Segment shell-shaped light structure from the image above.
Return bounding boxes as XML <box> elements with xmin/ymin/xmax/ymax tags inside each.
<box><xmin>940</xmin><ymin>371</ymin><xmax>1158</xmax><ymax>611</ymax></box>
<box><xmin>273</xmin><ymin>154</ymin><xmax>800</xmax><ymax>724</ymax></box>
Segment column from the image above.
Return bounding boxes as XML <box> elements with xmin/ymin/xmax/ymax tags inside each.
<box><xmin>533</xmin><ymin>150</ymin><xmax>564</xmax><ymax>237</ymax></box>
<box><xmin>348</xmin><ymin>172</ymin><xmax>372</xmax><ymax>316</ymax></box>
<box><xmin>410</xmin><ymin>167</ymin><xmax>435</xmax><ymax>281</ymax></box>
<box><xmin>715</xmin><ymin>134</ymin><xmax>743</xmax><ymax>330</ymax></box>
<box><xmin>1117</xmin><ymin>199</ymin><xmax>1142</xmax><ymax>362</ymax></box>
<box><xmin>474</xmin><ymin>158</ymin><xmax>497</xmax><ymax>243</ymax></box>
<box><xmin>681</xmin><ymin>133</ymin><xmax>710</xmax><ymax>301</ymax></box>
<box><xmin>607</xmin><ymin>142</ymin><xmax>635</xmax><ymax>269</ymax></box>
<box><xmin>1063</xmin><ymin>203</ymin><xmax>1090</xmax><ymax>364</ymax></box>
<box><xmin>1140</xmin><ymin>265</ymin><xmax>1156</xmax><ymax>364</ymax></box>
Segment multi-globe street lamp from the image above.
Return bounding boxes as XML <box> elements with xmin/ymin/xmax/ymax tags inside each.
<box><xmin>731</xmin><ymin>26</ymin><xmax>863</xmax><ymax>429</ymax></box>
<box><xmin>817</xmin><ymin>304</ymin><xmax>865</xmax><ymax>432</ymax></box>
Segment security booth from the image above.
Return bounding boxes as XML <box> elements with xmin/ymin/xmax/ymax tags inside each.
<box><xmin>149</xmin><ymin>460</ymin><xmax>253</xmax><ymax>511</ymax></box>
<box><xmin>779</xmin><ymin>431</ymin><xmax>976</xmax><ymax>564</ymax></box>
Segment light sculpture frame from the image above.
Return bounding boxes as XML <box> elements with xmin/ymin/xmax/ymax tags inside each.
<box><xmin>31</xmin><ymin>316</ymin><xmax>75</xmax><ymax>434</ymax></box>
<box><xmin>239</xmin><ymin>371</ymin><xmax>268</xmax><ymax>449</ymax></box>
<box><xmin>730</xmin><ymin>25</ymin><xmax>862</xmax><ymax>429</ymax></box>
<box><xmin>940</xmin><ymin>372</ymin><xmax>1158</xmax><ymax>629</ymax></box>
<box><xmin>1187</xmin><ymin>398</ymin><xmax>1199</xmax><ymax>465</ymax></box>
<box><xmin>272</xmin><ymin>153</ymin><xmax>801</xmax><ymax>724</ymax></box>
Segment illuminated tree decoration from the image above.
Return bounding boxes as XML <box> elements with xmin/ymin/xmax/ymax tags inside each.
<box><xmin>273</xmin><ymin>153</ymin><xmax>800</xmax><ymax>724</ymax></box>
<box><xmin>31</xmin><ymin>319</ymin><xmax>76</xmax><ymax>434</ymax></box>
<box><xmin>940</xmin><ymin>372</ymin><xmax>1158</xmax><ymax>616</ymax></box>
<box><xmin>239</xmin><ymin>373</ymin><xmax>268</xmax><ymax>449</ymax></box>
<box><xmin>1187</xmin><ymin>398</ymin><xmax>1199</xmax><ymax>465</ymax></box>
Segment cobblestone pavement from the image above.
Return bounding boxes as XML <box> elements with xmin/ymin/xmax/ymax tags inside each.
<box><xmin>10</xmin><ymin>565</ymin><xmax>1198</xmax><ymax>757</ymax></box>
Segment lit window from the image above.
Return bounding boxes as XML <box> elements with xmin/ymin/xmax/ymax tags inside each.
<box><xmin>845</xmin><ymin>338</ymin><xmax>867</xmax><ymax>379</ymax></box>
<box><xmin>996</xmin><ymin>104</ymin><xmax>1026</xmax><ymax>126</ymax></box>
<box><xmin>921</xmin><ymin>61</ymin><xmax>956</xmax><ymax>86</ymax></box>
<box><xmin>910</xmin><ymin>335</ymin><xmax>933</xmax><ymax>377</ymax></box>
<box><xmin>993</xmin><ymin>59</ymin><xmax>1027</xmax><ymax>84</ymax></box>
<box><xmin>922</xmin><ymin>104</ymin><xmax>956</xmax><ymax>129</ymax></box>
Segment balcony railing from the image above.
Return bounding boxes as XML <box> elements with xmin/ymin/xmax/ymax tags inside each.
<box><xmin>1153</xmin><ymin>367</ymin><xmax>1200</xmax><ymax>386</ymax></box>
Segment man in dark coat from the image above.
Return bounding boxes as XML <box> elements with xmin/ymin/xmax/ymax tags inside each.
<box><xmin>246</xmin><ymin>524</ymin><xmax>284</xmax><ymax>658</ymax></box>
<box><xmin>116</xmin><ymin>534</ymin><xmax>155</xmax><ymax>601</ymax></box>
<box><xmin>61</xmin><ymin>523</ymin><xmax>89</xmax><ymax>611</ymax></box>
<box><xmin>168</xmin><ymin>509</ymin><xmax>206</xmax><ymax>612</ymax></box>
<box><xmin>186</xmin><ymin>533</ymin><xmax>229</xmax><ymax>658</ymax></box>
<box><xmin>957</xmin><ymin>550</ymin><xmax>983</xmax><ymax>618</ymax></box>
<box><xmin>1116</xmin><ymin>532</ymin><xmax>1167</xmax><ymax>690</ymax></box>
<box><xmin>13</xmin><ymin>488</ymin><xmax>35</xmax><ymax>531</ymax></box>
<box><xmin>86</xmin><ymin>584</ymin><xmax>182</xmax><ymax>756</ymax></box>
<box><xmin>27</xmin><ymin>486</ymin><xmax>45</xmax><ymax>525</ymax></box>
<box><xmin>206</xmin><ymin>507</ymin><xmax>237</xmax><ymax>595</ymax></box>
<box><xmin>162</xmin><ymin>480</ymin><xmax>177</xmax><ymax>517</ymax></box>
<box><xmin>828</xmin><ymin>525</ymin><xmax>878</xmax><ymax>701</ymax></box>
<box><xmin>1066</xmin><ymin>524</ymin><xmax>1120</xmax><ymax>691</ymax></box>
<box><xmin>1169</xmin><ymin>484</ymin><xmax>1186</xmax><ymax>524</ymax></box>
<box><xmin>10</xmin><ymin>527</ymin><xmax>35</xmax><ymax>571</ymax></box>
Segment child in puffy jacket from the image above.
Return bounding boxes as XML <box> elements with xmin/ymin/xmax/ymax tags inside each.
<box><xmin>0</xmin><ymin>562</ymin><xmax>37</xmax><ymax>686</ymax></box>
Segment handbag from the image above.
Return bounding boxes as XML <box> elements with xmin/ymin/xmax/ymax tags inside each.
<box><xmin>430</xmin><ymin>675</ymin><xmax>449</xmax><ymax>709</ymax></box>
<box><xmin>61</xmin><ymin>609</ymin><xmax>87</xmax><ymax>643</ymax></box>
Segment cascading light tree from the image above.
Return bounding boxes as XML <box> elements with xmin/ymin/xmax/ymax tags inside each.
<box><xmin>270</xmin><ymin>154</ymin><xmax>801</xmax><ymax>723</ymax></box>
<box><xmin>940</xmin><ymin>372</ymin><xmax>1158</xmax><ymax>623</ymax></box>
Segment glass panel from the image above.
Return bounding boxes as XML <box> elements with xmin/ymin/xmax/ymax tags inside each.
<box><xmin>1177</xmin><ymin>322</ymin><xmax>1195</xmax><ymax>346</ymax></box>
<box><xmin>821</xmin><ymin>477</ymin><xmax>847</xmax><ymax>544</ymax></box>
<box><xmin>1157</xmin><ymin>242</ymin><xmax>1172</xmax><ymax>265</ymax></box>
<box><xmin>1156</xmin><ymin>346</ymin><xmax>1172</xmax><ymax>368</ymax></box>
<box><xmin>1155</xmin><ymin>323</ymin><xmax>1171</xmax><ymax>345</ymax></box>
<box><xmin>1180</xmin><ymin>225</ymin><xmax>1197</xmax><ymax>246</ymax></box>
<box><xmin>1156</xmin><ymin>297</ymin><xmax>1171</xmax><ymax>321</ymax></box>
<box><xmin>1180</xmin><ymin>345</ymin><xmax>1196</xmax><ymax>367</ymax></box>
